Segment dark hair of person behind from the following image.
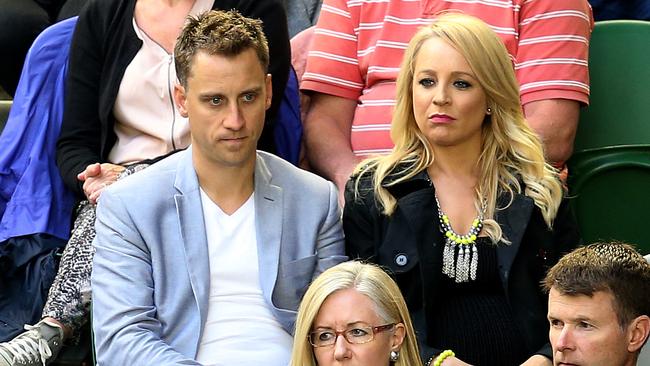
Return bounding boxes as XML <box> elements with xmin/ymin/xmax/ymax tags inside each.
<box><xmin>543</xmin><ymin>241</ymin><xmax>650</xmax><ymax>327</ymax></box>
<box><xmin>174</xmin><ymin>9</ymin><xmax>270</xmax><ymax>87</ymax></box>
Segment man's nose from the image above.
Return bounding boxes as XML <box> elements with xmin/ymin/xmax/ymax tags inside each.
<box><xmin>223</xmin><ymin>103</ymin><xmax>245</xmax><ymax>130</ymax></box>
<box><xmin>555</xmin><ymin>327</ymin><xmax>576</xmax><ymax>352</ymax></box>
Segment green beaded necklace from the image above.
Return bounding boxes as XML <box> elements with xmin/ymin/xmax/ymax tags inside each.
<box><xmin>435</xmin><ymin>195</ymin><xmax>485</xmax><ymax>283</ymax></box>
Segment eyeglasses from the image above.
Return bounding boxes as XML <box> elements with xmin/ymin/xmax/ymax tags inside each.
<box><xmin>308</xmin><ymin>323</ymin><xmax>395</xmax><ymax>347</ymax></box>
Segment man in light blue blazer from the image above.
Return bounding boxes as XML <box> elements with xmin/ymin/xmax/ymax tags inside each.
<box><xmin>91</xmin><ymin>10</ymin><xmax>346</xmax><ymax>365</ymax></box>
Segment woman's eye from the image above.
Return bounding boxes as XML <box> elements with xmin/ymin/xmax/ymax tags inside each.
<box><xmin>418</xmin><ymin>78</ymin><xmax>434</xmax><ymax>87</ymax></box>
<box><xmin>318</xmin><ymin>331</ymin><xmax>335</xmax><ymax>341</ymax></box>
<box><xmin>348</xmin><ymin>328</ymin><xmax>370</xmax><ymax>337</ymax></box>
<box><xmin>453</xmin><ymin>80</ymin><xmax>471</xmax><ymax>89</ymax></box>
<box><xmin>209</xmin><ymin>97</ymin><xmax>223</xmax><ymax>106</ymax></box>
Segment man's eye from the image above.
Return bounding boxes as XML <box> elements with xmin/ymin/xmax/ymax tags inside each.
<box><xmin>577</xmin><ymin>321</ymin><xmax>593</xmax><ymax>329</ymax></box>
<box><xmin>209</xmin><ymin>97</ymin><xmax>223</xmax><ymax>106</ymax></box>
<box><xmin>348</xmin><ymin>328</ymin><xmax>370</xmax><ymax>337</ymax></box>
<box><xmin>453</xmin><ymin>80</ymin><xmax>471</xmax><ymax>89</ymax></box>
<box><xmin>549</xmin><ymin>319</ymin><xmax>563</xmax><ymax>328</ymax></box>
<box><xmin>418</xmin><ymin>78</ymin><xmax>435</xmax><ymax>87</ymax></box>
<box><xmin>242</xmin><ymin>93</ymin><xmax>256</xmax><ymax>102</ymax></box>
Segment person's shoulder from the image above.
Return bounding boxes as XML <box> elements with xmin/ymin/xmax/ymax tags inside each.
<box><xmin>257</xmin><ymin>151</ymin><xmax>335</xmax><ymax>194</ymax></box>
<box><xmin>82</xmin><ymin>0</ymin><xmax>126</xmax><ymax>18</ymax></box>
<box><xmin>215</xmin><ymin>0</ymin><xmax>284</xmax><ymax>13</ymax></box>
<box><xmin>105</xmin><ymin>151</ymin><xmax>183</xmax><ymax>198</ymax></box>
<box><xmin>76</xmin><ymin>0</ymin><xmax>131</xmax><ymax>37</ymax></box>
<box><xmin>349</xmin><ymin>160</ymin><xmax>423</xmax><ymax>190</ymax></box>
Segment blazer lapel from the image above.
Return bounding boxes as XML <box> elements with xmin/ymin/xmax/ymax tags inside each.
<box><xmin>253</xmin><ymin>154</ymin><xmax>283</xmax><ymax>302</ymax></box>
<box><xmin>173</xmin><ymin>147</ymin><xmax>210</xmax><ymax>325</ymax></box>
<box><xmin>495</xmin><ymin>193</ymin><xmax>534</xmax><ymax>289</ymax></box>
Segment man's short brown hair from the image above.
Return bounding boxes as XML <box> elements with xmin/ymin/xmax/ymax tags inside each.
<box><xmin>544</xmin><ymin>241</ymin><xmax>650</xmax><ymax>327</ymax></box>
<box><xmin>174</xmin><ymin>9</ymin><xmax>269</xmax><ymax>87</ymax></box>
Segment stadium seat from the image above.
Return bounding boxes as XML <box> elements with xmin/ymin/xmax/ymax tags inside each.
<box><xmin>568</xmin><ymin>146</ymin><xmax>650</xmax><ymax>253</ymax></box>
<box><xmin>568</xmin><ymin>20</ymin><xmax>650</xmax><ymax>255</ymax></box>
<box><xmin>572</xmin><ymin>20</ymin><xmax>650</xmax><ymax>151</ymax></box>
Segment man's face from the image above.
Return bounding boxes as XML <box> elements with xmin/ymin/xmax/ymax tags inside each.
<box><xmin>548</xmin><ymin>287</ymin><xmax>636</xmax><ymax>366</ymax></box>
<box><xmin>174</xmin><ymin>48</ymin><xmax>271</xmax><ymax>170</ymax></box>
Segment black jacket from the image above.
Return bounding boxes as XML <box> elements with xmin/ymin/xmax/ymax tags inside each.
<box><xmin>343</xmin><ymin>168</ymin><xmax>581</xmax><ymax>363</ymax></box>
<box><xmin>56</xmin><ymin>0</ymin><xmax>290</xmax><ymax>198</ymax></box>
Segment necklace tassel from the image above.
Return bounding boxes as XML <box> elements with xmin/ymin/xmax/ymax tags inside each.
<box><xmin>436</xmin><ymin>195</ymin><xmax>485</xmax><ymax>283</ymax></box>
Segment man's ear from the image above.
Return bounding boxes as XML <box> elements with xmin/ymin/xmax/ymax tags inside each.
<box><xmin>174</xmin><ymin>83</ymin><xmax>189</xmax><ymax>118</ymax></box>
<box><xmin>627</xmin><ymin>315</ymin><xmax>650</xmax><ymax>353</ymax></box>
<box><xmin>265</xmin><ymin>74</ymin><xmax>272</xmax><ymax>110</ymax></box>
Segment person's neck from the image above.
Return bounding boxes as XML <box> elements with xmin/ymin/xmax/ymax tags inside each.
<box><xmin>193</xmin><ymin>153</ymin><xmax>256</xmax><ymax>215</ymax></box>
<box><xmin>428</xmin><ymin>143</ymin><xmax>481</xmax><ymax>182</ymax></box>
<box><xmin>158</xmin><ymin>0</ymin><xmax>192</xmax><ymax>6</ymax></box>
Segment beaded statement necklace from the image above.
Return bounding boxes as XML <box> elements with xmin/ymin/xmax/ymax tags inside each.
<box><xmin>435</xmin><ymin>195</ymin><xmax>485</xmax><ymax>283</ymax></box>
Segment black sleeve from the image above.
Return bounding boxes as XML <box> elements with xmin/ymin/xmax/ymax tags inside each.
<box><xmin>234</xmin><ymin>0</ymin><xmax>290</xmax><ymax>152</ymax></box>
<box><xmin>56</xmin><ymin>0</ymin><xmax>107</xmax><ymax>198</ymax></box>
<box><xmin>533</xmin><ymin>196</ymin><xmax>582</xmax><ymax>359</ymax></box>
<box><xmin>552</xmin><ymin>197</ymin><xmax>583</xmax><ymax>256</ymax></box>
<box><xmin>342</xmin><ymin>176</ymin><xmax>380</xmax><ymax>260</ymax></box>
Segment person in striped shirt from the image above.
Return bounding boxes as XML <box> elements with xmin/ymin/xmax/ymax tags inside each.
<box><xmin>300</xmin><ymin>0</ymin><xmax>593</xmax><ymax>197</ymax></box>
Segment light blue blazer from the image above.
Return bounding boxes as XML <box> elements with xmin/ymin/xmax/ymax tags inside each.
<box><xmin>91</xmin><ymin>148</ymin><xmax>346</xmax><ymax>365</ymax></box>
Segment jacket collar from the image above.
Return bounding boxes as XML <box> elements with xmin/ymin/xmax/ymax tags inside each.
<box><xmin>171</xmin><ymin>149</ymin><xmax>284</xmax><ymax>325</ymax></box>
<box><xmin>252</xmin><ymin>152</ymin><xmax>284</xmax><ymax>305</ymax></box>
<box><xmin>172</xmin><ymin>147</ymin><xmax>210</xmax><ymax>327</ymax></box>
<box><xmin>387</xmin><ymin>167</ymin><xmax>535</xmax><ymax>285</ymax></box>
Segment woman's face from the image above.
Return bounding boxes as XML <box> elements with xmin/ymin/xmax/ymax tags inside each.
<box><xmin>311</xmin><ymin>288</ymin><xmax>405</xmax><ymax>366</ymax></box>
<box><xmin>411</xmin><ymin>37</ymin><xmax>488</xmax><ymax>151</ymax></box>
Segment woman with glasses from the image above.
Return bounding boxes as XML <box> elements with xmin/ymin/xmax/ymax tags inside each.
<box><xmin>291</xmin><ymin>261</ymin><xmax>423</xmax><ymax>366</ymax></box>
<box><xmin>343</xmin><ymin>13</ymin><xmax>581</xmax><ymax>366</ymax></box>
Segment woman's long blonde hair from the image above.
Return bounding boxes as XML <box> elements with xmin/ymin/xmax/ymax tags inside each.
<box><xmin>290</xmin><ymin>262</ymin><xmax>422</xmax><ymax>366</ymax></box>
<box><xmin>354</xmin><ymin>13</ymin><xmax>563</xmax><ymax>242</ymax></box>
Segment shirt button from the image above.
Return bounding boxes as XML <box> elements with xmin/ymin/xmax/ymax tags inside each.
<box><xmin>395</xmin><ymin>254</ymin><xmax>408</xmax><ymax>266</ymax></box>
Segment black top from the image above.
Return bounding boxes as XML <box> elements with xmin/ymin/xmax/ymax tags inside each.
<box><xmin>343</xmin><ymin>168</ymin><xmax>581</xmax><ymax>363</ymax></box>
<box><xmin>56</xmin><ymin>0</ymin><xmax>290</xmax><ymax>198</ymax></box>
<box><xmin>430</xmin><ymin>237</ymin><xmax>528</xmax><ymax>365</ymax></box>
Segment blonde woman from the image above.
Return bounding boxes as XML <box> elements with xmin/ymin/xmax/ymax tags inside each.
<box><xmin>291</xmin><ymin>261</ymin><xmax>422</xmax><ymax>366</ymax></box>
<box><xmin>343</xmin><ymin>13</ymin><xmax>581</xmax><ymax>366</ymax></box>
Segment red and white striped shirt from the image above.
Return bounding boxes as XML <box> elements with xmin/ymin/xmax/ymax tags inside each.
<box><xmin>301</xmin><ymin>0</ymin><xmax>593</xmax><ymax>156</ymax></box>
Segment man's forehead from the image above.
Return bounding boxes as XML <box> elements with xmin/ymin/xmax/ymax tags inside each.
<box><xmin>191</xmin><ymin>49</ymin><xmax>264</xmax><ymax>70</ymax></box>
<box><xmin>549</xmin><ymin>288</ymin><xmax>617</xmax><ymax>318</ymax></box>
<box><xmin>185</xmin><ymin>49</ymin><xmax>267</xmax><ymax>89</ymax></box>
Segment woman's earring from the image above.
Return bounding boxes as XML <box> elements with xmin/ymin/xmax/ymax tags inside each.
<box><xmin>390</xmin><ymin>350</ymin><xmax>400</xmax><ymax>362</ymax></box>
<box><xmin>486</xmin><ymin>107</ymin><xmax>492</xmax><ymax>115</ymax></box>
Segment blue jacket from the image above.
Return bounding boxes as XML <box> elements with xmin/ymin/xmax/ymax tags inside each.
<box><xmin>0</xmin><ymin>17</ymin><xmax>78</xmax><ymax>244</ymax></box>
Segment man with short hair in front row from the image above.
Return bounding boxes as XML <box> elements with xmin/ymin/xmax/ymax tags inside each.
<box><xmin>90</xmin><ymin>10</ymin><xmax>346</xmax><ymax>366</ymax></box>
<box><xmin>544</xmin><ymin>242</ymin><xmax>650</xmax><ymax>366</ymax></box>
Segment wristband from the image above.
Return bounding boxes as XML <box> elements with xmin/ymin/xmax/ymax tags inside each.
<box><xmin>433</xmin><ymin>350</ymin><xmax>455</xmax><ymax>366</ymax></box>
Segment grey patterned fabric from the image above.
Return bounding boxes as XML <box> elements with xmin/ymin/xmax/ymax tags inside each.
<box><xmin>41</xmin><ymin>163</ymin><xmax>149</xmax><ymax>340</ymax></box>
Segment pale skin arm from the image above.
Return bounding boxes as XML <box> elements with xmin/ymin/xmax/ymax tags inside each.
<box><xmin>523</xmin><ymin>99</ymin><xmax>580</xmax><ymax>166</ymax></box>
<box><xmin>303</xmin><ymin>93</ymin><xmax>360</xmax><ymax>201</ymax></box>
<box><xmin>77</xmin><ymin>162</ymin><xmax>126</xmax><ymax>204</ymax></box>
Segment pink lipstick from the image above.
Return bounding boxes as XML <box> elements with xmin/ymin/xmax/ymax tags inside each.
<box><xmin>428</xmin><ymin>113</ymin><xmax>456</xmax><ymax>123</ymax></box>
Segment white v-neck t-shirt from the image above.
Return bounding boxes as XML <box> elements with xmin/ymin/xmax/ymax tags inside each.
<box><xmin>195</xmin><ymin>190</ymin><xmax>292</xmax><ymax>365</ymax></box>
